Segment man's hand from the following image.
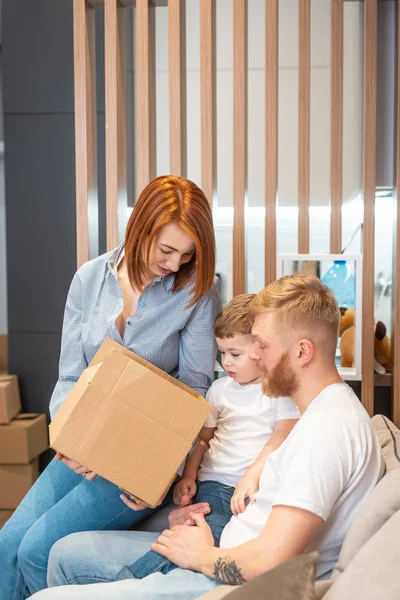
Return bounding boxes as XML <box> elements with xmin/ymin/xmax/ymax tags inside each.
<box><xmin>152</xmin><ymin>512</ymin><xmax>215</xmax><ymax>571</ymax></box>
<box><xmin>231</xmin><ymin>467</ymin><xmax>259</xmax><ymax>516</ymax></box>
<box><xmin>55</xmin><ymin>452</ymin><xmax>97</xmax><ymax>481</ymax></box>
<box><xmin>168</xmin><ymin>497</ymin><xmax>210</xmax><ymax>527</ymax></box>
<box><xmin>173</xmin><ymin>476</ymin><xmax>197</xmax><ymax>505</ymax></box>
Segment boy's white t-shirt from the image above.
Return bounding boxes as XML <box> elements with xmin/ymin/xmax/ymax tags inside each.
<box><xmin>197</xmin><ymin>376</ymin><xmax>300</xmax><ymax>487</ymax></box>
<box><xmin>220</xmin><ymin>383</ymin><xmax>384</xmax><ymax>579</ymax></box>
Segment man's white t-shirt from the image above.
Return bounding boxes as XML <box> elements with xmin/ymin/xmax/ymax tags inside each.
<box><xmin>220</xmin><ymin>383</ymin><xmax>384</xmax><ymax>579</ymax></box>
<box><xmin>198</xmin><ymin>376</ymin><xmax>300</xmax><ymax>487</ymax></box>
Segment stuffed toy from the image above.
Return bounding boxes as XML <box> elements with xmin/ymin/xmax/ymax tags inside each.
<box><xmin>338</xmin><ymin>307</ymin><xmax>392</xmax><ymax>372</ymax></box>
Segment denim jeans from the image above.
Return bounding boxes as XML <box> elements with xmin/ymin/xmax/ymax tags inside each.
<box><xmin>30</xmin><ymin>530</ymin><xmax>221</xmax><ymax>600</ymax></box>
<box><xmin>0</xmin><ymin>458</ymin><xmax>164</xmax><ymax>600</ymax></box>
<box><xmin>116</xmin><ymin>480</ymin><xmax>234</xmax><ymax>581</ymax></box>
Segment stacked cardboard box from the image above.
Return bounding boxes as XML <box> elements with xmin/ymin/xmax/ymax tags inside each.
<box><xmin>0</xmin><ymin>374</ymin><xmax>49</xmax><ymax>509</ymax></box>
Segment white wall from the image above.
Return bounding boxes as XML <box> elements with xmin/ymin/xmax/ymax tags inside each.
<box><xmin>147</xmin><ymin>0</ymin><xmax>362</xmax><ymax>210</ymax></box>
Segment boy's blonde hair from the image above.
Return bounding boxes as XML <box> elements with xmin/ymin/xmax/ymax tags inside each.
<box><xmin>249</xmin><ymin>275</ymin><xmax>340</xmax><ymax>352</ymax></box>
<box><xmin>214</xmin><ymin>293</ymin><xmax>255</xmax><ymax>339</ymax></box>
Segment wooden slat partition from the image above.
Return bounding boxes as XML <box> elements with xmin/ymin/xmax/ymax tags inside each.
<box><xmin>392</xmin><ymin>1</ymin><xmax>400</xmax><ymax>427</ymax></box>
<box><xmin>298</xmin><ymin>0</ymin><xmax>310</xmax><ymax>254</ymax></box>
<box><xmin>105</xmin><ymin>0</ymin><xmax>127</xmax><ymax>250</ymax></box>
<box><xmin>73</xmin><ymin>0</ymin><xmax>98</xmax><ymax>267</ymax></box>
<box><xmin>330</xmin><ymin>0</ymin><xmax>343</xmax><ymax>254</ymax></box>
<box><xmin>233</xmin><ymin>0</ymin><xmax>247</xmax><ymax>296</ymax></box>
<box><xmin>169</xmin><ymin>0</ymin><xmax>187</xmax><ymax>176</ymax></box>
<box><xmin>136</xmin><ymin>0</ymin><xmax>154</xmax><ymax>192</ymax></box>
<box><xmin>264</xmin><ymin>0</ymin><xmax>278</xmax><ymax>285</ymax></box>
<box><xmin>361</xmin><ymin>0</ymin><xmax>378</xmax><ymax>417</ymax></box>
<box><xmin>200</xmin><ymin>0</ymin><xmax>215</xmax><ymax>206</ymax></box>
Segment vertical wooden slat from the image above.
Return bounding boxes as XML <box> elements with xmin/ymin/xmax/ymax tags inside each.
<box><xmin>330</xmin><ymin>0</ymin><xmax>343</xmax><ymax>254</ymax></box>
<box><xmin>73</xmin><ymin>0</ymin><xmax>98</xmax><ymax>267</ymax></box>
<box><xmin>169</xmin><ymin>0</ymin><xmax>187</xmax><ymax>176</ymax></box>
<box><xmin>265</xmin><ymin>0</ymin><xmax>278</xmax><ymax>285</ymax></box>
<box><xmin>200</xmin><ymin>0</ymin><xmax>215</xmax><ymax>206</ymax></box>
<box><xmin>298</xmin><ymin>0</ymin><xmax>310</xmax><ymax>254</ymax></box>
<box><xmin>233</xmin><ymin>0</ymin><xmax>247</xmax><ymax>296</ymax></box>
<box><xmin>136</xmin><ymin>0</ymin><xmax>152</xmax><ymax>192</ymax></box>
<box><xmin>392</xmin><ymin>0</ymin><xmax>400</xmax><ymax>427</ymax></box>
<box><xmin>105</xmin><ymin>0</ymin><xmax>127</xmax><ymax>250</ymax></box>
<box><xmin>361</xmin><ymin>0</ymin><xmax>377</xmax><ymax>417</ymax></box>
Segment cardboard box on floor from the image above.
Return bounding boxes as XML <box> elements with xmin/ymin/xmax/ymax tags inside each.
<box><xmin>0</xmin><ymin>413</ymin><xmax>48</xmax><ymax>464</ymax></box>
<box><xmin>50</xmin><ymin>338</ymin><xmax>211</xmax><ymax>507</ymax></box>
<box><xmin>0</xmin><ymin>375</ymin><xmax>21</xmax><ymax>424</ymax></box>
<box><xmin>0</xmin><ymin>459</ymin><xmax>39</xmax><ymax>509</ymax></box>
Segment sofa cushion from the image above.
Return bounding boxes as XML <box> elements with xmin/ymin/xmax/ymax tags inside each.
<box><xmin>324</xmin><ymin>509</ymin><xmax>400</xmax><ymax>600</ymax></box>
<box><xmin>372</xmin><ymin>414</ymin><xmax>400</xmax><ymax>471</ymax></box>
<box><xmin>332</xmin><ymin>467</ymin><xmax>400</xmax><ymax>579</ymax></box>
<box><xmin>196</xmin><ymin>552</ymin><xmax>319</xmax><ymax>600</ymax></box>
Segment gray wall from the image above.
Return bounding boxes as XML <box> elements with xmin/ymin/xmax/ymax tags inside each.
<box><xmin>3</xmin><ymin>1</ymin><xmax>106</xmax><ymax>427</ymax></box>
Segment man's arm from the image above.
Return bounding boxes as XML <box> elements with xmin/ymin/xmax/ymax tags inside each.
<box><xmin>203</xmin><ymin>505</ymin><xmax>322</xmax><ymax>582</ymax></box>
<box><xmin>152</xmin><ymin>505</ymin><xmax>323</xmax><ymax>583</ymax></box>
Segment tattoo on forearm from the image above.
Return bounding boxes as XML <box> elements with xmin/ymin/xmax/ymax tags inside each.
<box><xmin>213</xmin><ymin>556</ymin><xmax>246</xmax><ymax>585</ymax></box>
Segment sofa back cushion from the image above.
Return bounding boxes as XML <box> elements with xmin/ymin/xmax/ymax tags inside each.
<box><xmin>324</xmin><ymin>509</ymin><xmax>400</xmax><ymax>600</ymax></box>
<box><xmin>332</xmin><ymin>467</ymin><xmax>400</xmax><ymax>579</ymax></box>
<box><xmin>372</xmin><ymin>414</ymin><xmax>400</xmax><ymax>471</ymax></box>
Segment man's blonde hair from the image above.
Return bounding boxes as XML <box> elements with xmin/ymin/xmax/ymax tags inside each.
<box><xmin>249</xmin><ymin>275</ymin><xmax>340</xmax><ymax>351</ymax></box>
<box><xmin>214</xmin><ymin>293</ymin><xmax>255</xmax><ymax>338</ymax></box>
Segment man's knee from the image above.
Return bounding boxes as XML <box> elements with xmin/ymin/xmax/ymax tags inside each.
<box><xmin>47</xmin><ymin>533</ymin><xmax>84</xmax><ymax>586</ymax></box>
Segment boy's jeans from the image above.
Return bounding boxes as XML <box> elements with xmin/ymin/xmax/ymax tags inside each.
<box><xmin>115</xmin><ymin>480</ymin><xmax>234</xmax><ymax>581</ymax></box>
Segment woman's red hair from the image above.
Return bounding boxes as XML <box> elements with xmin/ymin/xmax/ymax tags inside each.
<box><xmin>124</xmin><ymin>175</ymin><xmax>216</xmax><ymax>306</ymax></box>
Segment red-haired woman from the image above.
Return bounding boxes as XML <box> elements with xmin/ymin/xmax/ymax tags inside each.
<box><xmin>0</xmin><ymin>176</ymin><xmax>221</xmax><ymax>600</ymax></box>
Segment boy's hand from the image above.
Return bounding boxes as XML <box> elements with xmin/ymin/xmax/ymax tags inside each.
<box><xmin>168</xmin><ymin>498</ymin><xmax>210</xmax><ymax>527</ymax></box>
<box><xmin>173</xmin><ymin>476</ymin><xmax>197</xmax><ymax>505</ymax></box>
<box><xmin>231</xmin><ymin>468</ymin><xmax>259</xmax><ymax>515</ymax></box>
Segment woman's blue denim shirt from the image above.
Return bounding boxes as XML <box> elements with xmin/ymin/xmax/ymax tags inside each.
<box><xmin>49</xmin><ymin>245</ymin><xmax>221</xmax><ymax>419</ymax></box>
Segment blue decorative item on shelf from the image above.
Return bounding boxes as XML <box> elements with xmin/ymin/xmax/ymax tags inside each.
<box><xmin>321</xmin><ymin>260</ymin><xmax>356</xmax><ymax>309</ymax></box>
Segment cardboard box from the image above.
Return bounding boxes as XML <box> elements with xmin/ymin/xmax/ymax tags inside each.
<box><xmin>0</xmin><ymin>375</ymin><xmax>21</xmax><ymax>424</ymax></box>
<box><xmin>0</xmin><ymin>334</ymin><xmax>7</xmax><ymax>373</ymax></box>
<box><xmin>0</xmin><ymin>413</ymin><xmax>49</xmax><ymax>464</ymax></box>
<box><xmin>0</xmin><ymin>459</ymin><xmax>39</xmax><ymax>509</ymax></box>
<box><xmin>0</xmin><ymin>509</ymin><xmax>14</xmax><ymax>529</ymax></box>
<box><xmin>50</xmin><ymin>338</ymin><xmax>211</xmax><ymax>507</ymax></box>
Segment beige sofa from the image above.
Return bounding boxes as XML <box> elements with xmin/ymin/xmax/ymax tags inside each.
<box><xmin>194</xmin><ymin>414</ymin><xmax>400</xmax><ymax>600</ymax></box>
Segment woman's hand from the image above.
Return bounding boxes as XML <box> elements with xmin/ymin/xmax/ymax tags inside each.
<box><xmin>173</xmin><ymin>476</ymin><xmax>197</xmax><ymax>505</ymax></box>
<box><xmin>152</xmin><ymin>512</ymin><xmax>215</xmax><ymax>571</ymax></box>
<box><xmin>120</xmin><ymin>493</ymin><xmax>153</xmax><ymax>512</ymax></box>
<box><xmin>230</xmin><ymin>467</ymin><xmax>259</xmax><ymax>516</ymax></box>
<box><xmin>54</xmin><ymin>452</ymin><xmax>97</xmax><ymax>481</ymax></box>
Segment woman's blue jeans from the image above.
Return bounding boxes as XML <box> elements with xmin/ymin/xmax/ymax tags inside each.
<box><xmin>0</xmin><ymin>458</ymin><xmax>161</xmax><ymax>600</ymax></box>
<box><xmin>117</xmin><ymin>480</ymin><xmax>234</xmax><ymax>581</ymax></box>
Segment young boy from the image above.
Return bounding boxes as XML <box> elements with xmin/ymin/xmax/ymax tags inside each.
<box><xmin>117</xmin><ymin>294</ymin><xmax>300</xmax><ymax>580</ymax></box>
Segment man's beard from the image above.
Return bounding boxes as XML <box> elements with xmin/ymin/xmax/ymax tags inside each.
<box><xmin>261</xmin><ymin>352</ymin><xmax>300</xmax><ymax>398</ymax></box>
